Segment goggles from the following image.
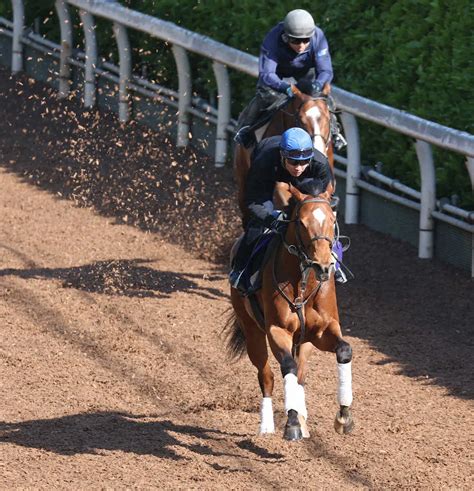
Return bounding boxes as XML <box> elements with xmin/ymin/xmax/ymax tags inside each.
<box><xmin>288</xmin><ymin>37</ymin><xmax>311</xmax><ymax>45</ymax></box>
<box><xmin>285</xmin><ymin>157</ymin><xmax>312</xmax><ymax>167</ymax></box>
<box><xmin>281</xmin><ymin>148</ymin><xmax>314</xmax><ymax>160</ymax></box>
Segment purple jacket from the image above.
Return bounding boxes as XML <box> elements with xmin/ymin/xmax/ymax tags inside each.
<box><xmin>258</xmin><ymin>22</ymin><xmax>333</xmax><ymax>93</ymax></box>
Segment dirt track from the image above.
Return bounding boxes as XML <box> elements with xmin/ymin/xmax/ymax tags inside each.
<box><xmin>0</xmin><ymin>67</ymin><xmax>473</xmax><ymax>489</ymax></box>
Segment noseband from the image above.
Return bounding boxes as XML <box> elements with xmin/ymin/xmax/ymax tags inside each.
<box><xmin>285</xmin><ymin>197</ymin><xmax>335</xmax><ymax>271</ymax></box>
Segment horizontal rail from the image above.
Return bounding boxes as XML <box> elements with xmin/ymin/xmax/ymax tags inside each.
<box><xmin>63</xmin><ymin>1</ymin><xmax>474</xmax><ymax>158</ymax></box>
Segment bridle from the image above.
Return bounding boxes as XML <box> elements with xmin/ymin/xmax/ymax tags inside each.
<box><xmin>281</xmin><ymin>95</ymin><xmax>331</xmax><ymax>151</ymax></box>
<box><xmin>272</xmin><ymin>197</ymin><xmax>336</xmax><ymax>352</ymax></box>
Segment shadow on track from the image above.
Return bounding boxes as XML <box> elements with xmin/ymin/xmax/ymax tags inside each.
<box><xmin>0</xmin><ymin>412</ymin><xmax>283</xmax><ymax>463</ymax></box>
<box><xmin>0</xmin><ymin>257</ymin><xmax>226</xmax><ymax>300</ymax></box>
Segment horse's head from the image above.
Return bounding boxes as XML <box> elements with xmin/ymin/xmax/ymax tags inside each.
<box><xmin>293</xmin><ymin>83</ymin><xmax>332</xmax><ymax>157</ymax></box>
<box><xmin>287</xmin><ymin>184</ymin><xmax>336</xmax><ymax>282</ymax></box>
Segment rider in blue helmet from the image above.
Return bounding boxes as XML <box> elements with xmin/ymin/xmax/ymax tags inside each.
<box><xmin>234</xmin><ymin>9</ymin><xmax>346</xmax><ymax>150</ymax></box>
<box><xmin>229</xmin><ymin>127</ymin><xmax>335</xmax><ymax>293</ymax></box>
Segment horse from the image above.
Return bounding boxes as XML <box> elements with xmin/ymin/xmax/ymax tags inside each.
<box><xmin>225</xmin><ymin>184</ymin><xmax>354</xmax><ymax>440</ymax></box>
<box><xmin>233</xmin><ymin>83</ymin><xmax>335</xmax><ymax>226</ymax></box>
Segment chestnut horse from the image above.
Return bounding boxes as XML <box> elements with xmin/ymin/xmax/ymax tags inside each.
<box><xmin>226</xmin><ymin>185</ymin><xmax>354</xmax><ymax>440</ymax></box>
<box><xmin>234</xmin><ymin>84</ymin><xmax>334</xmax><ymax>226</ymax></box>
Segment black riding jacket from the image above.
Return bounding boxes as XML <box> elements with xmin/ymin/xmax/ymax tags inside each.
<box><xmin>245</xmin><ymin>136</ymin><xmax>333</xmax><ymax>224</ymax></box>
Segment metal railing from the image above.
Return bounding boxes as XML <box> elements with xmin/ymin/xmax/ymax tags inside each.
<box><xmin>3</xmin><ymin>0</ymin><xmax>474</xmax><ymax>273</ymax></box>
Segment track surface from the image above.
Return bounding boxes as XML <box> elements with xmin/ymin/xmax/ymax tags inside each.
<box><xmin>0</xmin><ymin>68</ymin><xmax>472</xmax><ymax>488</ymax></box>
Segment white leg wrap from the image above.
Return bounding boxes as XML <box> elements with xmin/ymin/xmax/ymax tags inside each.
<box><xmin>337</xmin><ymin>361</ymin><xmax>353</xmax><ymax>406</ymax></box>
<box><xmin>259</xmin><ymin>397</ymin><xmax>275</xmax><ymax>434</ymax></box>
<box><xmin>284</xmin><ymin>373</ymin><xmax>308</xmax><ymax>420</ymax></box>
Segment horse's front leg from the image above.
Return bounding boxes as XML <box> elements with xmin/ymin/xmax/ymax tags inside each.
<box><xmin>313</xmin><ymin>321</ymin><xmax>354</xmax><ymax>435</ymax></box>
<box><xmin>267</xmin><ymin>325</ymin><xmax>307</xmax><ymax>441</ymax></box>
<box><xmin>295</xmin><ymin>342</ymin><xmax>314</xmax><ymax>438</ymax></box>
<box><xmin>334</xmin><ymin>337</ymin><xmax>354</xmax><ymax>434</ymax></box>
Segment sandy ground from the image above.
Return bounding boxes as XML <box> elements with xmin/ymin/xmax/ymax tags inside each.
<box><xmin>0</xmin><ymin>67</ymin><xmax>473</xmax><ymax>489</ymax></box>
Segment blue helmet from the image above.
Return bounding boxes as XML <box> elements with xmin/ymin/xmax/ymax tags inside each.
<box><xmin>280</xmin><ymin>128</ymin><xmax>314</xmax><ymax>160</ymax></box>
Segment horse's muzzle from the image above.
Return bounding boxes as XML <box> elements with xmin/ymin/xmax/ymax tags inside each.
<box><xmin>314</xmin><ymin>263</ymin><xmax>333</xmax><ymax>282</ymax></box>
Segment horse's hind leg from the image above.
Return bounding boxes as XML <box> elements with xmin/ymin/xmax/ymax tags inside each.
<box><xmin>231</xmin><ymin>293</ymin><xmax>275</xmax><ymax>434</ymax></box>
<box><xmin>246</xmin><ymin>326</ymin><xmax>275</xmax><ymax>435</ymax></box>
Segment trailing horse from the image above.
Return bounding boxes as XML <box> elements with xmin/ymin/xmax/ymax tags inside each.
<box><xmin>233</xmin><ymin>83</ymin><xmax>335</xmax><ymax>227</ymax></box>
<box><xmin>226</xmin><ymin>184</ymin><xmax>354</xmax><ymax>440</ymax></box>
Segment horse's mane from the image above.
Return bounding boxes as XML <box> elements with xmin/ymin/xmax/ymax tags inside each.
<box><xmin>296</xmin><ymin>79</ymin><xmax>319</xmax><ymax>97</ymax></box>
<box><xmin>297</xmin><ymin>179</ymin><xmax>325</xmax><ymax>196</ymax></box>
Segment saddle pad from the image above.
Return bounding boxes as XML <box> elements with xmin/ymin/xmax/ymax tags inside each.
<box><xmin>242</xmin><ymin>232</ymin><xmax>281</xmax><ymax>295</ymax></box>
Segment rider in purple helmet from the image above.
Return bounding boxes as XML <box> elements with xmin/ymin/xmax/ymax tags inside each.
<box><xmin>235</xmin><ymin>9</ymin><xmax>346</xmax><ymax>150</ymax></box>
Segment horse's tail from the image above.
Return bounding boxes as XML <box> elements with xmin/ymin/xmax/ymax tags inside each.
<box><xmin>222</xmin><ymin>309</ymin><xmax>247</xmax><ymax>360</ymax></box>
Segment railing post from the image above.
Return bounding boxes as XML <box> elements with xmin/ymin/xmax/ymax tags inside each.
<box><xmin>340</xmin><ymin>112</ymin><xmax>361</xmax><ymax>224</ymax></box>
<box><xmin>466</xmin><ymin>157</ymin><xmax>474</xmax><ymax>191</ymax></box>
<box><xmin>415</xmin><ymin>140</ymin><xmax>436</xmax><ymax>259</ymax></box>
<box><xmin>79</xmin><ymin>9</ymin><xmax>97</xmax><ymax>108</ymax></box>
<box><xmin>171</xmin><ymin>45</ymin><xmax>191</xmax><ymax>147</ymax></box>
<box><xmin>212</xmin><ymin>61</ymin><xmax>231</xmax><ymax>167</ymax></box>
<box><xmin>466</xmin><ymin>157</ymin><xmax>474</xmax><ymax>278</ymax></box>
<box><xmin>112</xmin><ymin>22</ymin><xmax>131</xmax><ymax>122</ymax></box>
<box><xmin>55</xmin><ymin>0</ymin><xmax>73</xmax><ymax>98</ymax></box>
<box><xmin>11</xmin><ymin>0</ymin><xmax>24</xmax><ymax>73</ymax></box>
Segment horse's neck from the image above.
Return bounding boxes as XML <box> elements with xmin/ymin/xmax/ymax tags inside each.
<box><xmin>279</xmin><ymin>223</ymin><xmax>300</xmax><ymax>271</ymax></box>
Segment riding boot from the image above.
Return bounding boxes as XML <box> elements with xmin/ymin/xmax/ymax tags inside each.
<box><xmin>229</xmin><ymin>223</ymin><xmax>265</xmax><ymax>291</ymax></box>
<box><xmin>234</xmin><ymin>86</ymin><xmax>287</xmax><ymax>148</ymax></box>
<box><xmin>234</xmin><ymin>98</ymin><xmax>261</xmax><ymax>148</ymax></box>
<box><xmin>229</xmin><ymin>234</ymin><xmax>256</xmax><ymax>291</ymax></box>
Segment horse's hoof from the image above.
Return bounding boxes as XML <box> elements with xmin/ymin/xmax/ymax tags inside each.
<box><xmin>259</xmin><ymin>425</ymin><xmax>275</xmax><ymax>436</ymax></box>
<box><xmin>334</xmin><ymin>407</ymin><xmax>354</xmax><ymax>435</ymax></box>
<box><xmin>284</xmin><ymin>424</ymin><xmax>303</xmax><ymax>441</ymax></box>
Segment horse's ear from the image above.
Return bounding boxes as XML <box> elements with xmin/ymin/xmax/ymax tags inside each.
<box><xmin>292</xmin><ymin>85</ymin><xmax>303</xmax><ymax>98</ymax></box>
<box><xmin>322</xmin><ymin>83</ymin><xmax>331</xmax><ymax>96</ymax></box>
<box><xmin>289</xmin><ymin>183</ymin><xmax>305</xmax><ymax>202</ymax></box>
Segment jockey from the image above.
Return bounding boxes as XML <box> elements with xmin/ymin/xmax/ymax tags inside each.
<box><xmin>234</xmin><ymin>9</ymin><xmax>346</xmax><ymax>150</ymax></box>
<box><xmin>230</xmin><ymin>127</ymin><xmax>347</xmax><ymax>293</ymax></box>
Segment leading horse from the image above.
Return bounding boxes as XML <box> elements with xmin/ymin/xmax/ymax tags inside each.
<box><xmin>226</xmin><ymin>184</ymin><xmax>354</xmax><ymax>440</ymax></box>
<box><xmin>234</xmin><ymin>83</ymin><xmax>334</xmax><ymax>226</ymax></box>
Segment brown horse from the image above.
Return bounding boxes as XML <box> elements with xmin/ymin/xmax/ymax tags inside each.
<box><xmin>226</xmin><ymin>184</ymin><xmax>354</xmax><ymax>440</ymax></box>
<box><xmin>233</xmin><ymin>84</ymin><xmax>334</xmax><ymax>226</ymax></box>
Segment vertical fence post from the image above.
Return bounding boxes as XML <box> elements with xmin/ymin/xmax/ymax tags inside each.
<box><xmin>466</xmin><ymin>157</ymin><xmax>474</xmax><ymax>191</ymax></box>
<box><xmin>212</xmin><ymin>61</ymin><xmax>231</xmax><ymax>167</ymax></box>
<box><xmin>171</xmin><ymin>45</ymin><xmax>191</xmax><ymax>148</ymax></box>
<box><xmin>79</xmin><ymin>9</ymin><xmax>97</xmax><ymax>108</ymax></box>
<box><xmin>55</xmin><ymin>0</ymin><xmax>72</xmax><ymax>98</ymax></box>
<box><xmin>415</xmin><ymin>140</ymin><xmax>436</xmax><ymax>259</ymax></box>
<box><xmin>340</xmin><ymin>112</ymin><xmax>361</xmax><ymax>224</ymax></box>
<box><xmin>466</xmin><ymin>157</ymin><xmax>474</xmax><ymax>278</ymax></box>
<box><xmin>112</xmin><ymin>22</ymin><xmax>131</xmax><ymax>122</ymax></box>
<box><xmin>11</xmin><ymin>0</ymin><xmax>24</xmax><ymax>73</ymax></box>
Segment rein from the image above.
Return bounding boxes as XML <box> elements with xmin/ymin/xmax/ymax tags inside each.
<box><xmin>272</xmin><ymin>198</ymin><xmax>334</xmax><ymax>354</ymax></box>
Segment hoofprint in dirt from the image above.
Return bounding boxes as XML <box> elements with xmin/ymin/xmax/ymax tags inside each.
<box><xmin>0</xmin><ymin>68</ymin><xmax>472</xmax><ymax>488</ymax></box>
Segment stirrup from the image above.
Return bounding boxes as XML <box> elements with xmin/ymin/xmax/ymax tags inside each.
<box><xmin>333</xmin><ymin>133</ymin><xmax>347</xmax><ymax>150</ymax></box>
<box><xmin>234</xmin><ymin>126</ymin><xmax>256</xmax><ymax>148</ymax></box>
<box><xmin>229</xmin><ymin>269</ymin><xmax>246</xmax><ymax>293</ymax></box>
<box><xmin>335</xmin><ymin>268</ymin><xmax>348</xmax><ymax>284</ymax></box>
